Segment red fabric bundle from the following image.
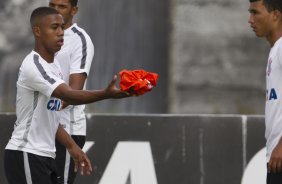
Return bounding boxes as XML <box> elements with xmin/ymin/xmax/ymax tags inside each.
<box><xmin>119</xmin><ymin>69</ymin><xmax>159</xmax><ymax>95</ymax></box>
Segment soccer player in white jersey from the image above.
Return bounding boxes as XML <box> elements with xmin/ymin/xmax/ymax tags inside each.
<box><xmin>4</xmin><ymin>7</ymin><xmax>131</xmax><ymax>184</ymax></box>
<box><xmin>48</xmin><ymin>0</ymin><xmax>94</xmax><ymax>183</ymax></box>
<box><xmin>248</xmin><ymin>0</ymin><xmax>282</xmax><ymax>183</ymax></box>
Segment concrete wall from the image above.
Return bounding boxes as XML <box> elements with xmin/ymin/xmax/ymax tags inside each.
<box><xmin>0</xmin><ymin>0</ymin><xmax>269</xmax><ymax>114</ymax></box>
<box><xmin>0</xmin><ymin>0</ymin><xmax>170</xmax><ymax>114</ymax></box>
<box><xmin>0</xmin><ymin>0</ymin><xmax>47</xmax><ymax>111</ymax></box>
<box><xmin>170</xmin><ymin>0</ymin><xmax>269</xmax><ymax>114</ymax></box>
<box><xmin>78</xmin><ymin>0</ymin><xmax>170</xmax><ymax>113</ymax></box>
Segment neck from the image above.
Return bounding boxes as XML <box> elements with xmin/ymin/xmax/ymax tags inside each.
<box><xmin>267</xmin><ymin>25</ymin><xmax>282</xmax><ymax>47</ymax></box>
<box><xmin>64</xmin><ymin>21</ymin><xmax>73</xmax><ymax>30</ymax></box>
<box><xmin>34</xmin><ymin>42</ymin><xmax>55</xmax><ymax>63</ymax></box>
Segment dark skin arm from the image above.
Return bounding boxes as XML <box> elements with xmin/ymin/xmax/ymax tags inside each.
<box><xmin>52</xmin><ymin>75</ymin><xmax>131</xmax><ymax>105</ymax></box>
<box><xmin>57</xmin><ymin>73</ymin><xmax>94</xmax><ymax>174</ymax></box>
<box><xmin>268</xmin><ymin>137</ymin><xmax>282</xmax><ymax>173</ymax></box>
<box><xmin>61</xmin><ymin>73</ymin><xmax>87</xmax><ymax>109</ymax></box>
<box><xmin>56</xmin><ymin>125</ymin><xmax>92</xmax><ymax>175</ymax></box>
<box><xmin>69</xmin><ymin>73</ymin><xmax>87</xmax><ymax>90</ymax></box>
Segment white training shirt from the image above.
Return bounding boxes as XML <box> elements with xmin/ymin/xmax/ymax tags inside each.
<box><xmin>265</xmin><ymin>36</ymin><xmax>282</xmax><ymax>162</ymax></box>
<box><xmin>5</xmin><ymin>50</ymin><xmax>65</xmax><ymax>159</ymax></box>
<box><xmin>55</xmin><ymin>23</ymin><xmax>94</xmax><ymax>136</ymax></box>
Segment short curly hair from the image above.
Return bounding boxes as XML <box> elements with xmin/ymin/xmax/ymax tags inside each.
<box><xmin>69</xmin><ymin>0</ymin><xmax>78</xmax><ymax>7</ymax></box>
<box><xmin>30</xmin><ymin>7</ymin><xmax>59</xmax><ymax>27</ymax></box>
<box><xmin>249</xmin><ymin>0</ymin><xmax>282</xmax><ymax>13</ymax></box>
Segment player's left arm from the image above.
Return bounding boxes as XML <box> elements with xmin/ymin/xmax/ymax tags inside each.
<box><xmin>56</xmin><ymin>125</ymin><xmax>92</xmax><ymax>175</ymax></box>
<box><xmin>61</xmin><ymin>73</ymin><xmax>87</xmax><ymax>109</ymax></box>
<box><xmin>268</xmin><ymin>55</ymin><xmax>282</xmax><ymax>173</ymax></box>
<box><xmin>69</xmin><ymin>34</ymin><xmax>93</xmax><ymax>90</ymax></box>
<box><xmin>62</xmin><ymin>32</ymin><xmax>94</xmax><ymax>108</ymax></box>
<box><xmin>268</xmin><ymin>136</ymin><xmax>282</xmax><ymax>173</ymax></box>
<box><xmin>70</xmin><ymin>31</ymin><xmax>94</xmax><ymax>79</ymax></box>
<box><xmin>69</xmin><ymin>73</ymin><xmax>87</xmax><ymax>90</ymax></box>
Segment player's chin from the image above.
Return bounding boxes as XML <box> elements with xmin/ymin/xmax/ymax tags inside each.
<box><xmin>254</xmin><ymin>31</ymin><xmax>264</xmax><ymax>38</ymax></box>
<box><xmin>54</xmin><ymin>45</ymin><xmax>62</xmax><ymax>52</ymax></box>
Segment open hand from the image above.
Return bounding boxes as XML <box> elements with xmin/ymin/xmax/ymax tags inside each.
<box><xmin>68</xmin><ymin>144</ymin><xmax>93</xmax><ymax>175</ymax></box>
<box><xmin>268</xmin><ymin>143</ymin><xmax>282</xmax><ymax>173</ymax></box>
<box><xmin>105</xmin><ymin>75</ymin><xmax>133</xmax><ymax>98</ymax></box>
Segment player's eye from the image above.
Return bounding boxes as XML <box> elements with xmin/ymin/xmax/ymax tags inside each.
<box><xmin>50</xmin><ymin>25</ymin><xmax>59</xmax><ymax>30</ymax></box>
<box><xmin>49</xmin><ymin>3</ymin><xmax>55</xmax><ymax>8</ymax></box>
<box><xmin>58</xmin><ymin>5</ymin><xmax>67</xmax><ymax>9</ymax></box>
<box><xmin>249</xmin><ymin>9</ymin><xmax>258</xmax><ymax>15</ymax></box>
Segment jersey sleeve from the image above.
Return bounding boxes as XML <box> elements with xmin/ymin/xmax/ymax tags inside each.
<box><xmin>69</xmin><ymin>33</ymin><xmax>94</xmax><ymax>76</ymax></box>
<box><xmin>26</xmin><ymin>59</ymin><xmax>65</xmax><ymax>97</ymax></box>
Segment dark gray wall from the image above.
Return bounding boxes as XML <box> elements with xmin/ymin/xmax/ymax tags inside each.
<box><xmin>0</xmin><ymin>0</ymin><xmax>170</xmax><ymax>114</ymax></box>
<box><xmin>170</xmin><ymin>0</ymin><xmax>268</xmax><ymax>114</ymax></box>
<box><xmin>0</xmin><ymin>113</ymin><xmax>265</xmax><ymax>184</ymax></box>
<box><xmin>0</xmin><ymin>0</ymin><xmax>269</xmax><ymax>115</ymax></box>
<box><xmin>0</xmin><ymin>0</ymin><xmax>48</xmax><ymax>111</ymax></box>
<box><xmin>78</xmin><ymin>0</ymin><xmax>170</xmax><ymax>113</ymax></box>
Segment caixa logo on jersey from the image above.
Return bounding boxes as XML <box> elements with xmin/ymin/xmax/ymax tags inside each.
<box><xmin>47</xmin><ymin>99</ymin><xmax>61</xmax><ymax>111</ymax></box>
<box><xmin>266</xmin><ymin>88</ymin><xmax>278</xmax><ymax>101</ymax></box>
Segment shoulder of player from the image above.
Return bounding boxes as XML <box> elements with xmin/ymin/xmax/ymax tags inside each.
<box><xmin>21</xmin><ymin>51</ymin><xmax>39</xmax><ymax>68</ymax></box>
<box><xmin>71</xmin><ymin>24</ymin><xmax>92</xmax><ymax>41</ymax></box>
<box><xmin>23</xmin><ymin>52</ymin><xmax>53</xmax><ymax>75</ymax></box>
<box><xmin>18</xmin><ymin>53</ymin><xmax>41</xmax><ymax>82</ymax></box>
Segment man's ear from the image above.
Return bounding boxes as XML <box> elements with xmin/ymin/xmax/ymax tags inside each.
<box><xmin>32</xmin><ymin>26</ymin><xmax>41</xmax><ymax>37</ymax></box>
<box><xmin>71</xmin><ymin>6</ymin><xmax>78</xmax><ymax>17</ymax></box>
<box><xmin>272</xmin><ymin>9</ymin><xmax>282</xmax><ymax>21</ymax></box>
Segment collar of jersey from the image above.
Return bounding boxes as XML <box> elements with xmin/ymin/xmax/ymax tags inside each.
<box><xmin>64</xmin><ymin>23</ymin><xmax>78</xmax><ymax>36</ymax></box>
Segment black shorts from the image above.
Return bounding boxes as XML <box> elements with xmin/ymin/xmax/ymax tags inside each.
<box><xmin>55</xmin><ymin>135</ymin><xmax>86</xmax><ymax>184</ymax></box>
<box><xmin>4</xmin><ymin>150</ymin><xmax>57</xmax><ymax>184</ymax></box>
<box><xmin>267</xmin><ymin>172</ymin><xmax>282</xmax><ymax>184</ymax></box>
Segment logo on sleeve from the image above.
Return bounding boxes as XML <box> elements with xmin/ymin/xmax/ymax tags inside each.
<box><xmin>47</xmin><ymin>99</ymin><xmax>61</xmax><ymax>111</ymax></box>
<box><xmin>266</xmin><ymin>88</ymin><xmax>278</xmax><ymax>101</ymax></box>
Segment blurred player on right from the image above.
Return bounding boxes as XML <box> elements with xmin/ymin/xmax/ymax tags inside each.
<box><xmin>248</xmin><ymin>0</ymin><xmax>282</xmax><ymax>183</ymax></box>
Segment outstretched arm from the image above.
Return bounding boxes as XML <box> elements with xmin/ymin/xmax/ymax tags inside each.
<box><xmin>60</xmin><ymin>73</ymin><xmax>87</xmax><ymax>109</ymax></box>
<box><xmin>56</xmin><ymin>125</ymin><xmax>92</xmax><ymax>175</ymax></box>
<box><xmin>52</xmin><ymin>75</ymin><xmax>131</xmax><ymax>105</ymax></box>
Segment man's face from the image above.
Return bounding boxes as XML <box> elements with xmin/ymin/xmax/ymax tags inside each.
<box><xmin>49</xmin><ymin>0</ymin><xmax>76</xmax><ymax>27</ymax></box>
<box><xmin>248</xmin><ymin>0</ymin><xmax>274</xmax><ymax>37</ymax></box>
<box><xmin>37</xmin><ymin>14</ymin><xmax>64</xmax><ymax>53</ymax></box>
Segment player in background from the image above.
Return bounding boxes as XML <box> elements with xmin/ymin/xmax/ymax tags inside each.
<box><xmin>4</xmin><ymin>7</ymin><xmax>131</xmax><ymax>184</ymax></box>
<box><xmin>48</xmin><ymin>0</ymin><xmax>95</xmax><ymax>183</ymax></box>
<box><xmin>248</xmin><ymin>0</ymin><xmax>282</xmax><ymax>183</ymax></box>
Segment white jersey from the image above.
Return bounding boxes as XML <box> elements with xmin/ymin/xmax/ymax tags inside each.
<box><xmin>5</xmin><ymin>51</ymin><xmax>65</xmax><ymax>159</ymax></box>
<box><xmin>55</xmin><ymin>23</ymin><xmax>94</xmax><ymax>136</ymax></box>
<box><xmin>265</xmin><ymin>36</ymin><xmax>282</xmax><ymax>161</ymax></box>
